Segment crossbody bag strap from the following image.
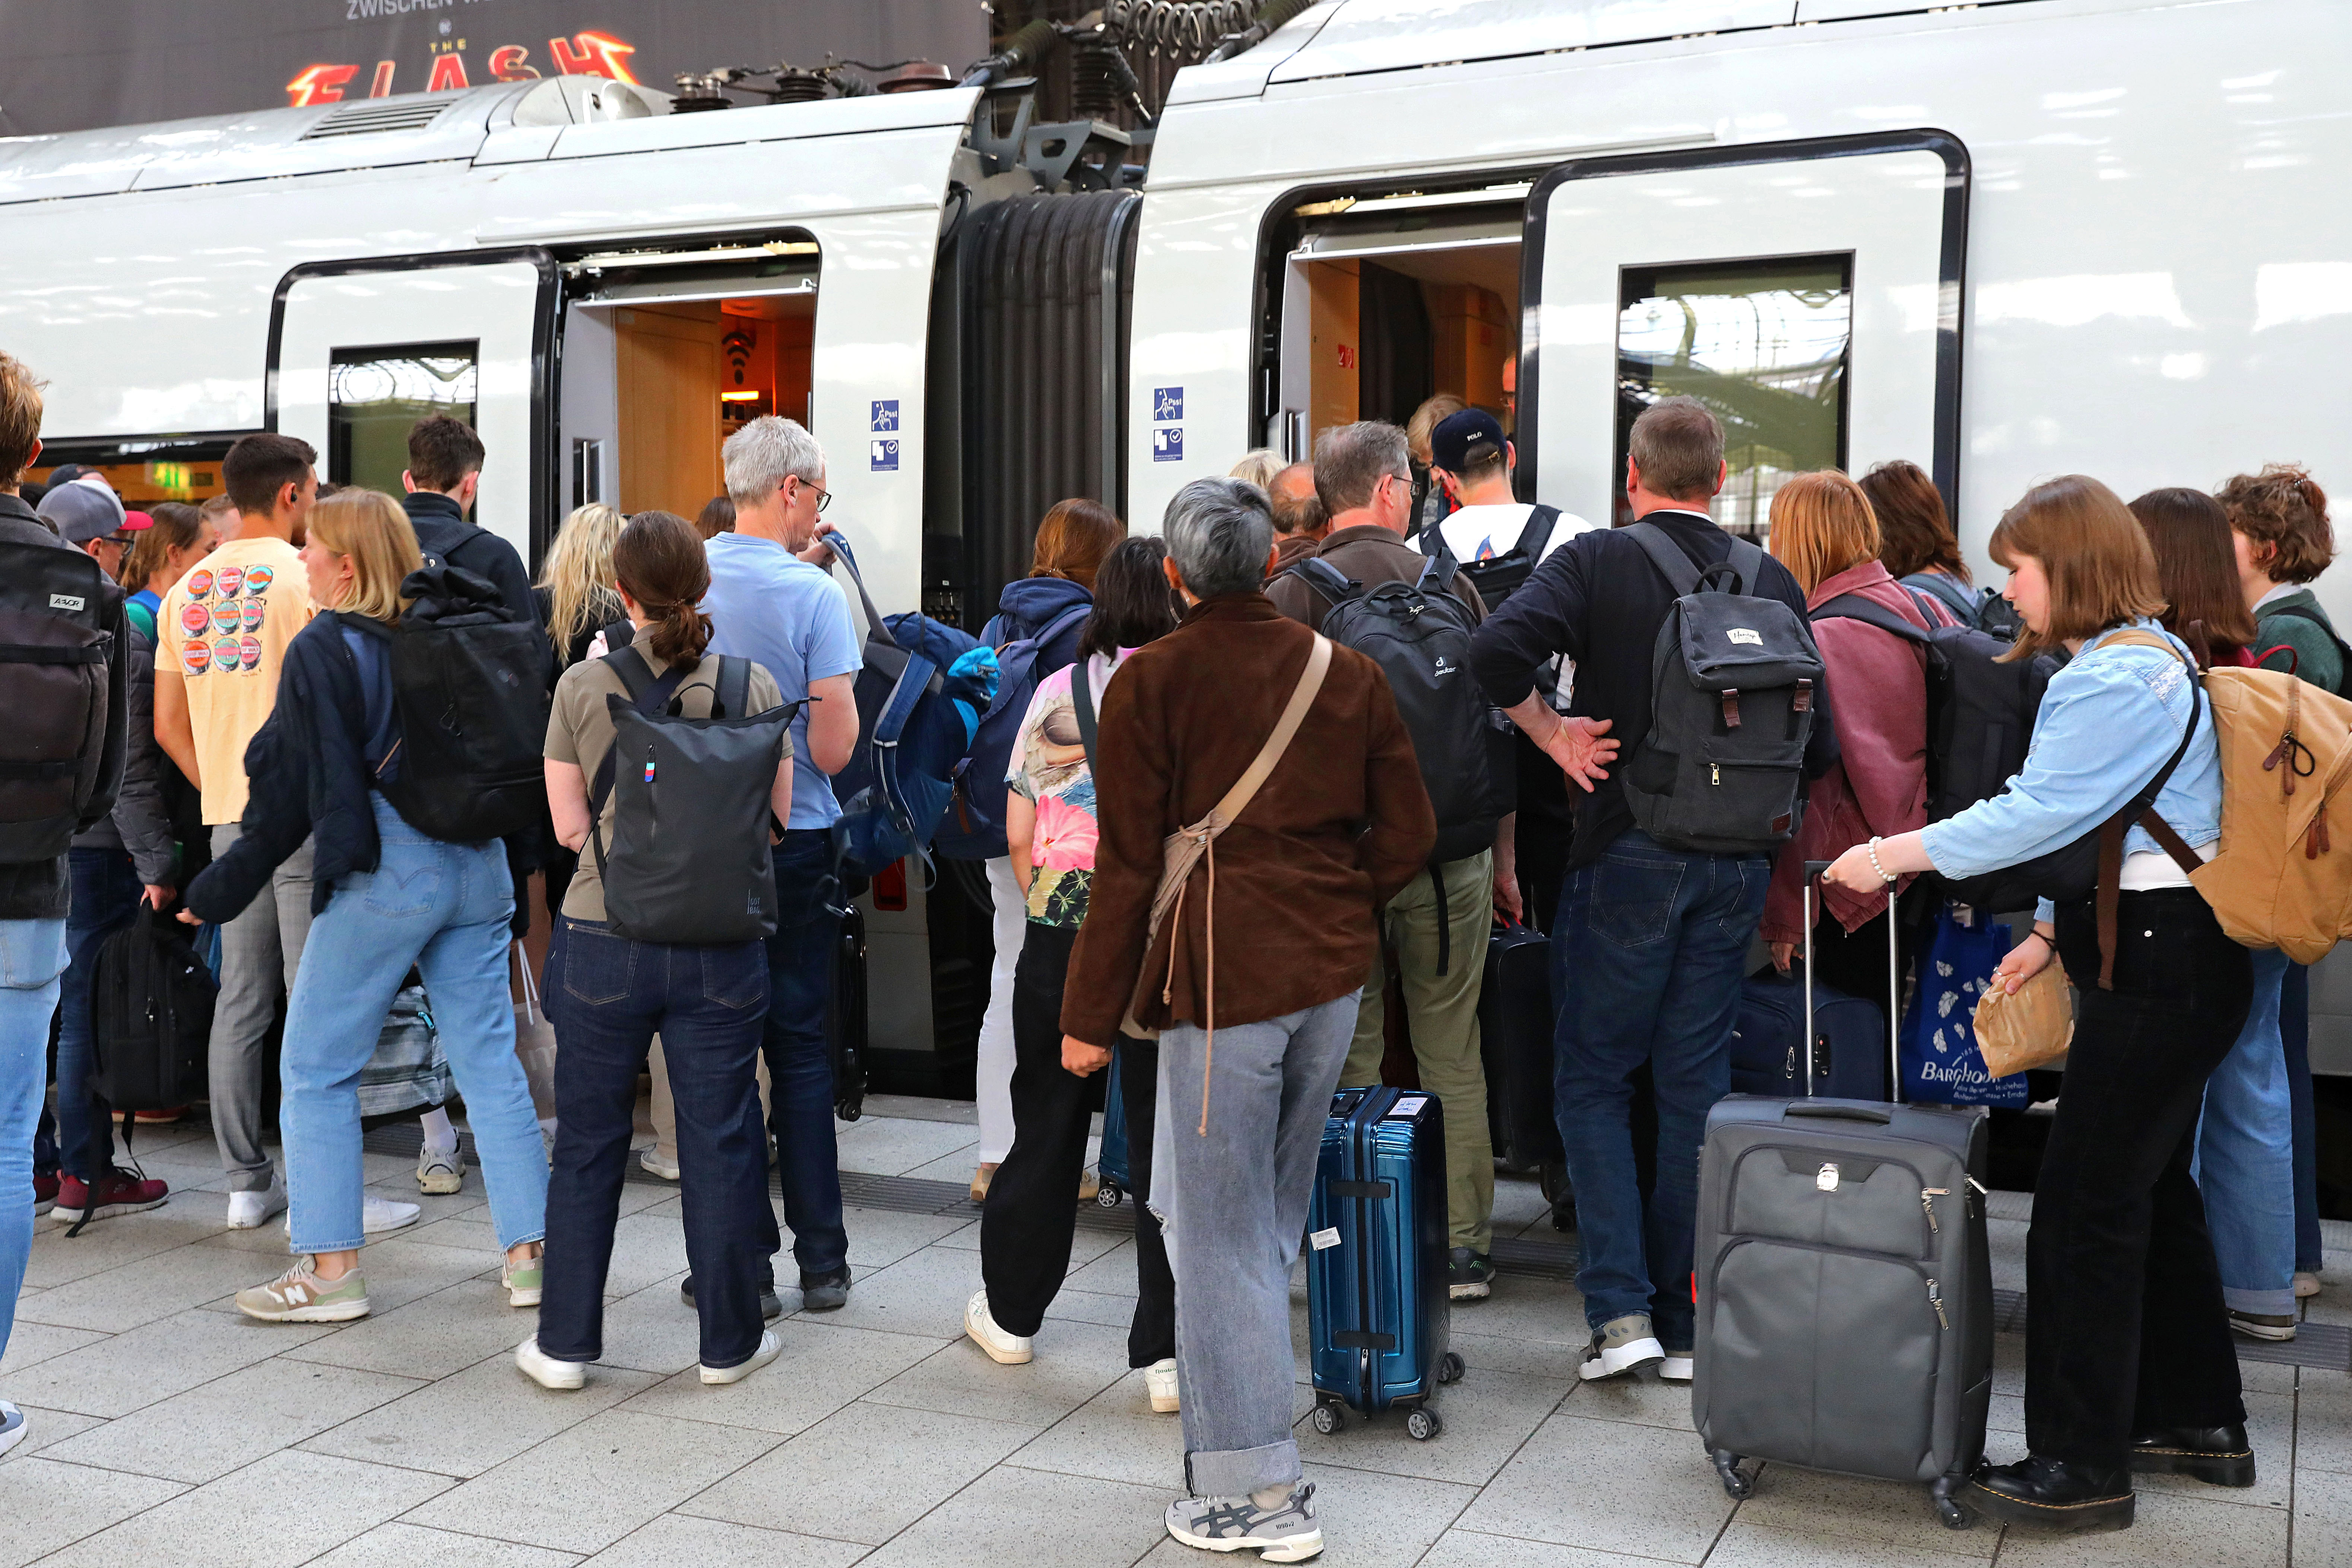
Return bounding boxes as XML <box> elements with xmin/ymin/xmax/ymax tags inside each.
<box><xmin>1072</xmin><ymin>656</ymin><xmax>1100</xmax><ymax>771</ymax></box>
<box><xmin>823</xmin><ymin>534</ymin><xmax>900</xmax><ymax>652</ymax></box>
<box><xmin>2089</xmin><ymin>629</ymin><xmax>2205</xmax><ymax>989</ymax></box>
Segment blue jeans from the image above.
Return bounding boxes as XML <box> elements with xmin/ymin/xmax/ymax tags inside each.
<box><xmin>1551</xmin><ymin>830</ymin><xmax>1768</xmax><ymax>1342</ymax></box>
<box><xmin>1</xmin><ymin>919</ymin><xmax>67</xmax><ymax>1367</ymax></box>
<box><xmin>2195</xmin><ymin>948</ymin><xmax>2298</xmax><ymax>1315</ymax></box>
<box><xmin>279</xmin><ymin>796</ymin><xmax>546</xmax><ymax>1255</ymax></box>
<box><xmin>761</xmin><ymin>830</ymin><xmax>845</xmax><ymax>1278</ymax></box>
<box><xmin>542</xmin><ymin>918</ymin><xmax>771</xmax><ymax>1369</ymax></box>
<box><xmin>2282</xmin><ymin>963</ymin><xmax>2324</xmax><ymax>1273</ymax></box>
<box><xmin>53</xmin><ymin>847</ymin><xmax>140</xmax><ymax>1181</ymax></box>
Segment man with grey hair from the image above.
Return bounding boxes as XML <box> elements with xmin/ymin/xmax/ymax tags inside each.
<box><xmin>1061</xmin><ymin>475</ymin><xmax>1435</xmax><ymax>1561</ymax></box>
<box><xmin>700</xmin><ymin>415</ymin><xmax>863</xmax><ymax>1311</ymax></box>
<box><xmin>1469</xmin><ymin>396</ymin><xmax>1836</xmax><ymax>1387</ymax></box>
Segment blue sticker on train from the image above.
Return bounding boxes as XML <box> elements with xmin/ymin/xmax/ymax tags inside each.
<box><xmin>871</xmin><ymin>438</ymin><xmax>899</xmax><ymax>472</ymax></box>
<box><xmin>1152</xmin><ymin>427</ymin><xmax>1183</xmax><ymax>463</ymax></box>
<box><xmin>871</xmin><ymin>400</ymin><xmax>899</xmax><ymax>432</ymax></box>
<box><xmin>1153</xmin><ymin>387</ymin><xmax>1183</xmax><ymax>422</ymax></box>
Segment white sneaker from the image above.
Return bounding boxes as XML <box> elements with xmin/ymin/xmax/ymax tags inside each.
<box><xmin>2296</xmin><ymin>1270</ymin><xmax>2323</xmax><ymax>1300</ymax></box>
<box><xmin>638</xmin><ymin>1148</ymin><xmax>680</xmax><ymax>1182</ymax></box>
<box><xmin>224</xmin><ymin>1178</ymin><xmax>288</xmax><ymax>1230</ymax></box>
<box><xmin>964</xmin><ymin>1289</ymin><xmax>1034</xmax><ymax>1365</ymax></box>
<box><xmin>417</xmin><ymin>1144</ymin><xmax>466</xmax><ymax>1195</ymax></box>
<box><xmin>701</xmin><ymin>1329</ymin><xmax>783</xmax><ymax>1386</ymax></box>
<box><xmin>0</xmin><ymin>1400</ymin><xmax>25</xmax><ymax>1460</ymax></box>
<box><xmin>1145</xmin><ymin>1357</ymin><xmax>1180</xmax><ymax>1413</ymax></box>
<box><xmin>362</xmin><ymin>1197</ymin><xmax>421</xmax><ymax>1234</ymax></box>
<box><xmin>1659</xmin><ymin>1349</ymin><xmax>1694</xmax><ymax>1383</ymax></box>
<box><xmin>515</xmin><ymin>1336</ymin><xmax>587</xmax><ymax>1390</ymax></box>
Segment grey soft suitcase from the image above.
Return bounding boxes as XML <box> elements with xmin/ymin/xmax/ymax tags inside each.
<box><xmin>1693</xmin><ymin>863</ymin><xmax>1993</xmax><ymax>1532</ymax></box>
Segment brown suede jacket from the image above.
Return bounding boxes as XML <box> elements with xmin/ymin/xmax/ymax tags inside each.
<box><xmin>1061</xmin><ymin>593</ymin><xmax>1436</xmax><ymax>1047</ymax></box>
<box><xmin>1264</xmin><ymin>521</ymin><xmax>1486</xmax><ymax>629</ymax></box>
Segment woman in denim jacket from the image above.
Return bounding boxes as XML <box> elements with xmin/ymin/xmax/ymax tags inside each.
<box><xmin>1824</xmin><ymin>476</ymin><xmax>2251</xmax><ymax>1533</ymax></box>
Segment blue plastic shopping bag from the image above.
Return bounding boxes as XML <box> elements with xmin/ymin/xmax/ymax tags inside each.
<box><xmin>1900</xmin><ymin>902</ymin><xmax>2028</xmax><ymax>1108</ymax></box>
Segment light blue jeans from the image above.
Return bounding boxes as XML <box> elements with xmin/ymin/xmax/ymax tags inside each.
<box><xmin>2194</xmin><ymin>947</ymin><xmax>2297</xmax><ymax>1317</ymax></box>
<box><xmin>280</xmin><ymin>797</ymin><xmax>545</xmax><ymax>1256</ymax></box>
<box><xmin>1</xmin><ymin>919</ymin><xmax>66</xmax><ymax>1367</ymax></box>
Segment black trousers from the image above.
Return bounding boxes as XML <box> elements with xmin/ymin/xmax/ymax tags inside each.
<box><xmin>980</xmin><ymin>922</ymin><xmax>1177</xmax><ymax>1361</ymax></box>
<box><xmin>1117</xmin><ymin>1034</ymin><xmax>1178</xmax><ymax>1368</ymax></box>
<box><xmin>2035</xmin><ymin>889</ymin><xmax>2251</xmax><ymax>1471</ymax></box>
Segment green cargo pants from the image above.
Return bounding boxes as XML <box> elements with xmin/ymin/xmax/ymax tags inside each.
<box><xmin>1344</xmin><ymin>848</ymin><xmax>1495</xmax><ymax>1256</ymax></box>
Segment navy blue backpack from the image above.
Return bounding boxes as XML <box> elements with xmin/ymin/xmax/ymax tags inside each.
<box><xmin>824</xmin><ymin>536</ymin><xmax>998</xmax><ymax>879</ymax></box>
<box><xmin>933</xmin><ymin>602</ymin><xmax>1092</xmax><ymax>861</ymax></box>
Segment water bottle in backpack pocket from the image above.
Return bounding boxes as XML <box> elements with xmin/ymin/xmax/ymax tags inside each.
<box><xmin>935</xmin><ymin>602</ymin><xmax>1091</xmax><ymax>861</ymax></box>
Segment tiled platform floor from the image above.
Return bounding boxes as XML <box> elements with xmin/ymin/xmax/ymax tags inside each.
<box><xmin>5</xmin><ymin>1101</ymin><xmax>2349</xmax><ymax>1567</ymax></box>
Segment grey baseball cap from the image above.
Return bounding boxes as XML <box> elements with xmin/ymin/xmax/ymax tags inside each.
<box><xmin>37</xmin><ymin>478</ymin><xmax>130</xmax><ymax>544</ymax></box>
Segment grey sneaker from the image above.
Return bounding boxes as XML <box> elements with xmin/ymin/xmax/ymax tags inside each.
<box><xmin>1578</xmin><ymin>1312</ymin><xmax>1664</xmax><ymax>1381</ymax></box>
<box><xmin>800</xmin><ymin>1266</ymin><xmax>852</xmax><ymax>1312</ymax></box>
<box><xmin>1165</xmin><ymin>1482</ymin><xmax>1321</xmax><ymax>1562</ymax></box>
<box><xmin>416</xmin><ymin>1145</ymin><xmax>466</xmax><ymax>1195</ymax></box>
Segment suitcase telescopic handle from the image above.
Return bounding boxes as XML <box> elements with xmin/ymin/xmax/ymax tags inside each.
<box><xmin>1797</xmin><ymin>859</ymin><xmax>1903</xmax><ymax>1105</ymax></box>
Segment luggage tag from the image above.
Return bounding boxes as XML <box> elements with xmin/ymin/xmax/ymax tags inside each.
<box><xmin>1310</xmin><ymin>1228</ymin><xmax>1343</xmax><ymax>1250</ymax></box>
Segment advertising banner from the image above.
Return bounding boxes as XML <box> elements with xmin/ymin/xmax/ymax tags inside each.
<box><xmin>0</xmin><ymin>1</ymin><xmax>990</xmax><ymax>136</ymax></box>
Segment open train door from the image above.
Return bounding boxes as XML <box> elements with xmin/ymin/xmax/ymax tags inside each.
<box><xmin>1519</xmin><ymin>132</ymin><xmax>1966</xmax><ymax>540</ymax></box>
<box><xmin>270</xmin><ymin>251</ymin><xmax>556</xmax><ymax>566</ymax></box>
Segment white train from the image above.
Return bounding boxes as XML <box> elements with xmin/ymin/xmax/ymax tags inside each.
<box><xmin>4</xmin><ymin>0</ymin><xmax>2347</xmax><ymax>1085</ymax></box>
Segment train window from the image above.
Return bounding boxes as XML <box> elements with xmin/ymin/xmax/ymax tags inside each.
<box><xmin>328</xmin><ymin>341</ymin><xmax>479</xmax><ymax>494</ymax></box>
<box><xmin>1613</xmin><ymin>256</ymin><xmax>1851</xmax><ymax>539</ymax></box>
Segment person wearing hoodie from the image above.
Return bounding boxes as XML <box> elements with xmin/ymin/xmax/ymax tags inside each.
<box><xmin>967</xmin><ymin>499</ymin><xmax>1124</xmax><ymax>1203</ymax></box>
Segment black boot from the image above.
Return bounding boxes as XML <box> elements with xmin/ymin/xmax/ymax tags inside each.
<box><xmin>2130</xmin><ymin>1423</ymin><xmax>2255</xmax><ymax>1488</ymax></box>
<box><xmin>1964</xmin><ymin>1456</ymin><xmax>2135</xmax><ymax>1532</ymax></box>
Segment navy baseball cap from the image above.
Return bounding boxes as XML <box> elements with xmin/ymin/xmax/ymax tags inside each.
<box><xmin>1430</xmin><ymin>408</ymin><xmax>1508</xmax><ymax>473</ymax></box>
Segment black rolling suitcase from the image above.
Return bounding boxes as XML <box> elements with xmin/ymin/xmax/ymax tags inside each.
<box><xmin>1693</xmin><ymin>863</ymin><xmax>1993</xmax><ymax>1532</ymax></box>
<box><xmin>1476</xmin><ymin>920</ymin><xmax>1570</xmax><ymax>1228</ymax></box>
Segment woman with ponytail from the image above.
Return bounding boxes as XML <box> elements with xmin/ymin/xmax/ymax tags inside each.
<box><xmin>525</xmin><ymin>510</ymin><xmax>794</xmax><ymax>1390</ymax></box>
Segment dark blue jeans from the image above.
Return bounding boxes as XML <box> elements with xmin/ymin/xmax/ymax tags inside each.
<box><xmin>2282</xmin><ymin>962</ymin><xmax>2324</xmax><ymax>1273</ymax></box>
<box><xmin>763</xmin><ymin>830</ymin><xmax>846</xmax><ymax>1278</ymax></box>
<box><xmin>541</xmin><ymin>917</ymin><xmax>772</xmax><ymax>1369</ymax></box>
<box><xmin>1552</xmin><ymin>830</ymin><xmax>1768</xmax><ymax>1343</ymax></box>
<box><xmin>51</xmin><ymin>847</ymin><xmax>140</xmax><ymax>1181</ymax></box>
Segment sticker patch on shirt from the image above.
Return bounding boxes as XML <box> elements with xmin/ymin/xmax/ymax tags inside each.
<box><xmin>179</xmin><ymin>601</ymin><xmax>212</xmax><ymax>637</ymax></box>
<box><xmin>208</xmin><ymin>602</ymin><xmax>240</xmax><ymax>636</ymax></box>
<box><xmin>240</xmin><ymin>598</ymin><xmax>265</xmax><ymax>632</ymax></box>
<box><xmin>185</xmin><ymin>569</ymin><xmax>214</xmax><ymax>600</ymax></box>
<box><xmin>215</xmin><ymin>565</ymin><xmax>244</xmax><ymax>599</ymax></box>
<box><xmin>181</xmin><ymin>641</ymin><xmax>211</xmax><ymax>676</ymax></box>
<box><xmin>212</xmin><ymin>635</ymin><xmax>243</xmax><ymax>673</ymax></box>
<box><xmin>243</xmin><ymin>564</ymin><xmax>275</xmax><ymax>595</ymax></box>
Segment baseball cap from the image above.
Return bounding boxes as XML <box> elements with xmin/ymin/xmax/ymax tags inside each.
<box><xmin>1430</xmin><ymin>409</ymin><xmax>1508</xmax><ymax>474</ymax></box>
<box><xmin>37</xmin><ymin>479</ymin><xmax>130</xmax><ymax>544</ymax></box>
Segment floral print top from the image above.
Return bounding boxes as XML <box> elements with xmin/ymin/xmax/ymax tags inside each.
<box><xmin>1007</xmin><ymin>650</ymin><xmax>1129</xmax><ymax>928</ymax></box>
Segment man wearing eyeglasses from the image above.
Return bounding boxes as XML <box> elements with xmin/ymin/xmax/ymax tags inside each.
<box><xmin>699</xmin><ymin>416</ymin><xmax>862</xmax><ymax>1315</ymax></box>
<box><xmin>39</xmin><ymin>479</ymin><xmax>146</xmax><ymax>582</ymax></box>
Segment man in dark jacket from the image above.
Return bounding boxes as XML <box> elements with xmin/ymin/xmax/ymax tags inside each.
<box><xmin>1468</xmin><ymin>396</ymin><xmax>1837</xmax><ymax>1388</ymax></box>
<box><xmin>0</xmin><ymin>350</ymin><xmax>130</xmax><ymax>1460</ymax></box>
<box><xmin>400</xmin><ymin>415</ymin><xmax>537</xmax><ymax>625</ymax></box>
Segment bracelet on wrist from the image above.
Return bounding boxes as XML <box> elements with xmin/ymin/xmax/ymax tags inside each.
<box><xmin>1865</xmin><ymin>836</ymin><xmax>1895</xmax><ymax>883</ymax></box>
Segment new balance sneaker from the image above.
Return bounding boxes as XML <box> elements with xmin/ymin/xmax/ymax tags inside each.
<box><xmin>53</xmin><ymin>1167</ymin><xmax>169</xmax><ymax>1225</ymax></box>
<box><xmin>32</xmin><ymin>1173</ymin><xmax>56</xmax><ymax>1218</ymax></box>
<box><xmin>700</xmin><ymin>1329</ymin><xmax>783</xmax><ymax>1386</ymax></box>
<box><xmin>503</xmin><ymin>1254</ymin><xmax>543</xmax><ymax>1308</ymax></box>
<box><xmin>1659</xmin><ymin>1344</ymin><xmax>1695</xmax><ymax>1383</ymax></box>
<box><xmin>224</xmin><ymin>1177</ymin><xmax>288</xmax><ymax>1230</ymax></box>
<box><xmin>514</xmin><ymin>1336</ymin><xmax>586</xmax><ymax>1391</ymax></box>
<box><xmin>1578</xmin><ymin>1313</ymin><xmax>1665</xmax><ymax>1381</ymax></box>
<box><xmin>1447</xmin><ymin>1248</ymin><xmax>1494</xmax><ymax>1301</ymax></box>
<box><xmin>2228</xmin><ymin>1309</ymin><xmax>2297</xmax><ymax>1342</ymax></box>
<box><xmin>1165</xmin><ymin>1482</ymin><xmax>1321</xmax><ymax>1562</ymax></box>
<box><xmin>416</xmin><ymin>1145</ymin><xmax>466</xmax><ymax>1196</ymax></box>
<box><xmin>235</xmin><ymin>1257</ymin><xmax>370</xmax><ymax>1323</ymax></box>
<box><xmin>1144</xmin><ymin>1357</ymin><xmax>1180</xmax><ymax>1413</ymax></box>
<box><xmin>800</xmin><ymin>1265</ymin><xmax>852</xmax><ymax>1312</ymax></box>
<box><xmin>965</xmin><ymin>1289</ymin><xmax>1034</xmax><ymax>1365</ymax></box>
<box><xmin>0</xmin><ymin>1400</ymin><xmax>24</xmax><ymax>1460</ymax></box>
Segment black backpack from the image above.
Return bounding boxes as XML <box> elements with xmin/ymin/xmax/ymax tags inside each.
<box><xmin>590</xmin><ymin>646</ymin><xmax>796</xmax><ymax>945</ymax></box>
<box><xmin>0</xmin><ymin>540</ymin><xmax>127</xmax><ymax>863</ymax></box>
<box><xmin>352</xmin><ymin>566</ymin><xmax>550</xmax><ymax>844</ymax></box>
<box><xmin>2265</xmin><ymin>603</ymin><xmax>2352</xmax><ymax>698</ymax></box>
<box><xmin>88</xmin><ymin>907</ymin><xmax>215</xmax><ymax>1221</ymax></box>
<box><xmin>1812</xmin><ymin>593</ymin><xmax>2061</xmax><ymax>911</ymax></box>
<box><xmin>1619</xmin><ymin>524</ymin><xmax>1823</xmax><ymax>855</ymax></box>
<box><xmin>1418</xmin><ymin>505</ymin><xmax>1562</xmax><ymax>609</ymax></box>
<box><xmin>1286</xmin><ymin>553</ymin><xmax>1512</xmax><ymax>863</ymax></box>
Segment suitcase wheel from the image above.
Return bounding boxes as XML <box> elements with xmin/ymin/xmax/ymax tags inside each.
<box><xmin>1406</xmin><ymin>1407</ymin><xmax>1442</xmax><ymax>1441</ymax></box>
<box><xmin>1712</xmin><ymin>1450</ymin><xmax>1754</xmax><ymax>1499</ymax></box>
<box><xmin>1310</xmin><ymin>1402</ymin><xmax>1343</xmax><ymax>1436</ymax></box>
<box><xmin>1096</xmin><ymin>1182</ymin><xmax>1123</xmax><ymax>1210</ymax></box>
<box><xmin>1932</xmin><ymin>1476</ymin><xmax>1973</xmax><ymax>1531</ymax></box>
<box><xmin>1437</xmin><ymin>1352</ymin><xmax>1465</xmax><ymax>1385</ymax></box>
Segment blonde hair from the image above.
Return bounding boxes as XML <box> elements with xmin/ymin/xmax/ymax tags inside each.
<box><xmin>1227</xmin><ymin>449</ymin><xmax>1284</xmax><ymax>490</ymax></box>
<box><xmin>1767</xmin><ymin>471</ymin><xmax>1882</xmax><ymax>596</ymax></box>
<box><xmin>1988</xmin><ymin>475</ymin><xmax>2165</xmax><ymax>661</ymax></box>
<box><xmin>537</xmin><ymin>503</ymin><xmax>627</xmax><ymax>653</ymax></box>
<box><xmin>308</xmin><ymin>490</ymin><xmax>422</xmax><ymax>622</ymax></box>
<box><xmin>1405</xmin><ymin>393</ymin><xmax>1467</xmax><ymax>466</ymax></box>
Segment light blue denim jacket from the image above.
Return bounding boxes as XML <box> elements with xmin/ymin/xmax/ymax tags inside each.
<box><xmin>1919</xmin><ymin>619</ymin><xmax>2220</xmax><ymax>922</ymax></box>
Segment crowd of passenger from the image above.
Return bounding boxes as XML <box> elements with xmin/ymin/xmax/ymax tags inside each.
<box><xmin>0</xmin><ymin>334</ymin><xmax>2341</xmax><ymax>1552</ymax></box>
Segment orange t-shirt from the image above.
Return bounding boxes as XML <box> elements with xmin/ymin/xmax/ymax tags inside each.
<box><xmin>155</xmin><ymin>537</ymin><xmax>313</xmax><ymax>824</ymax></box>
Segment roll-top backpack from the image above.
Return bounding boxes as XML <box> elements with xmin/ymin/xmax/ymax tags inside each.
<box><xmin>1417</xmin><ymin>504</ymin><xmax>1562</xmax><ymax>609</ymax></box>
<box><xmin>1619</xmin><ymin>524</ymin><xmax>1823</xmax><ymax>855</ymax></box>
<box><xmin>1810</xmin><ymin>593</ymin><xmax>2060</xmax><ymax>912</ymax></box>
<box><xmin>1286</xmin><ymin>553</ymin><xmax>1512</xmax><ymax>864</ymax></box>
<box><xmin>355</xmin><ymin>566</ymin><xmax>550</xmax><ymax>844</ymax></box>
<box><xmin>936</xmin><ymin>601</ymin><xmax>1091</xmax><ymax>861</ymax></box>
<box><xmin>589</xmin><ymin>647</ymin><xmax>796</xmax><ymax>945</ymax></box>
<box><xmin>0</xmin><ymin>540</ymin><xmax>127</xmax><ymax>862</ymax></box>
<box><xmin>86</xmin><ymin>906</ymin><xmax>216</xmax><ymax>1225</ymax></box>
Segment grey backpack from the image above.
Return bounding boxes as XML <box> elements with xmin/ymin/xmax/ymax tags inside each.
<box><xmin>589</xmin><ymin>646</ymin><xmax>795</xmax><ymax>945</ymax></box>
<box><xmin>1619</xmin><ymin>524</ymin><xmax>1825</xmax><ymax>855</ymax></box>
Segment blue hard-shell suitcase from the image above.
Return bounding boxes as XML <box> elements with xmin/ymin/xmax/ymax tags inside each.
<box><xmin>1093</xmin><ymin>1046</ymin><xmax>1132</xmax><ymax>1208</ymax></box>
<box><xmin>1305</xmin><ymin>1085</ymin><xmax>1465</xmax><ymax>1440</ymax></box>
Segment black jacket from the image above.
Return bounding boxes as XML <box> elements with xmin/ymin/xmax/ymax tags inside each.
<box><xmin>1469</xmin><ymin>508</ymin><xmax>1839</xmax><ymax>869</ymax></box>
<box><xmin>402</xmin><ymin>491</ymin><xmax>535</xmax><ymax>618</ymax></box>
<box><xmin>70</xmin><ymin>623</ymin><xmax>176</xmax><ymax>885</ymax></box>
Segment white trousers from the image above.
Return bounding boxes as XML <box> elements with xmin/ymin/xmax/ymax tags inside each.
<box><xmin>974</xmin><ymin>856</ymin><xmax>1027</xmax><ymax>1164</ymax></box>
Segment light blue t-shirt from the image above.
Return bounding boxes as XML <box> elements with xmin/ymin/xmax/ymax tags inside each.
<box><xmin>701</xmin><ymin>531</ymin><xmax>863</xmax><ymax>830</ymax></box>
